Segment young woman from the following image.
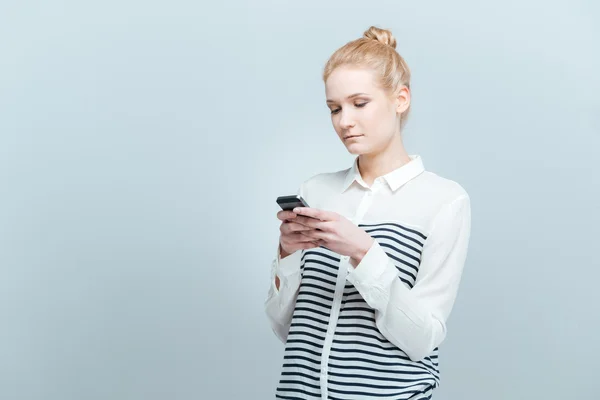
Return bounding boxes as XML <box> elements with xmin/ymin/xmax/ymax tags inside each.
<box><xmin>265</xmin><ymin>26</ymin><xmax>472</xmax><ymax>400</ymax></box>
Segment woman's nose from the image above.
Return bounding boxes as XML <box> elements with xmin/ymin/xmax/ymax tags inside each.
<box><xmin>339</xmin><ymin>110</ymin><xmax>356</xmax><ymax>128</ymax></box>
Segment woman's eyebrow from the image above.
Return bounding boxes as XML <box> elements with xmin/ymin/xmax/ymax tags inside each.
<box><xmin>326</xmin><ymin>93</ymin><xmax>369</xmax><ymax>104</ymax></box>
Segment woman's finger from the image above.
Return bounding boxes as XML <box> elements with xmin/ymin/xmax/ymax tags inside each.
<box><xmin>300</xmin><ymin>230</ymin><xmax>328</xmax><ymax>241</ymax></box>
<box><xmin>277</xmin><ymin>210</ymin><xmax>297</xmax><ymax>221</ymax></box>
<box><xmin>294</xmin><ymin>215</ymin><xmax>325</xmax><ymax>229</ymax></box>
<box><xmin>286</xmin><ymin>221</ymin><xmax>314</xmax><ymax>233</ymax></box>
<box><xmin>291</xmin><ymin>232</ymin><xmax>319</xmax><ymax>243</ymax></box>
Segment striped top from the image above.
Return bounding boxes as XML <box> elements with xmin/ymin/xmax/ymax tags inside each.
<box><xmin>265</xmin><ymin>155</ymin><xmax>471</xmax><ymax>400</ymax></box>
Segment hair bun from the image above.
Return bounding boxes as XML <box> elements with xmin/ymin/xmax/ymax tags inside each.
<box><xmin>363</xmin><ymin>26</ymin><xmax>397</xmax><ymax>49</ymax></box>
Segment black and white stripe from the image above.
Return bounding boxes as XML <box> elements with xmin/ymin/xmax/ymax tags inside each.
<box><xmin>276</xmin><ymin>222</ymin><xmax>438</xmax><ymax>400</ymax></box>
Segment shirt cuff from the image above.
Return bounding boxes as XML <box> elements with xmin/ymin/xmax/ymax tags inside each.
<box><xmin>271</xmin><ymin>244</ymin><xmax>303</xmax><ymax>293</ymax></box>
<box><xmin>347</xmin><ymin>240</ymin><xmax>390</xmax><ymax>289</ymax></box>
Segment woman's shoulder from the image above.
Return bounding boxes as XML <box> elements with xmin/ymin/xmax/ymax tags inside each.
<box><xmin>396</xmin><ymin>171</ymin><xmax>470</xmax><ymax>235</ymax></box>
<box><xmin>411</xmin><ymin>170</ymin><xmax>469</xmax><ymax>204</ymax></box>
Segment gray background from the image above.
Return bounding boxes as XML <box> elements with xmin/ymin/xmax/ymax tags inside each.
<box><xmin>1</xmin><ymin>1</ymin><xmax>599</xmax><ymax>399</ymax></box>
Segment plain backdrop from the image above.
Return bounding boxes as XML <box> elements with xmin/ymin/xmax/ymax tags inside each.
<box><xmin>1</xmin><ymin>1</ymin><xmax>599</xmax><ymax>399</ymax></box>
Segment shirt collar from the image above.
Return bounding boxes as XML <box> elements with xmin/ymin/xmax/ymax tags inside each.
<box><xmin>341</xmin><ymin>154</ymin><xmax>425</xmax><ymax>193</ymax></box>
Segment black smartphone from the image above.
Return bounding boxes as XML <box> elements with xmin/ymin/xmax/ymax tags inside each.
<box><xmin>276</xmin><ymin>194</ymin><xmax>310</xmax><ymax>211</ymax></box>
<box><xmin>276</xmin><ymin>195</ymin><xmax>321</xmax><ymax>226</ymax></box>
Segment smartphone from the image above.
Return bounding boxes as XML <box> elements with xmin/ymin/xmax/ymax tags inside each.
<box><xmin>276</xmin><ymin>195</ymin><xmax>320</xmax><ymax>226</ymax></box>
<box><xmin>276</xmin><ymin>194</ymin><xmax>310</xmax><ymax>211</ymax></box>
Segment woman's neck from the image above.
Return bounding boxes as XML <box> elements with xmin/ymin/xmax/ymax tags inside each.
<box><xmin>357</xmin><ymin>139</ymin><xmax>411</xmax><ymax>187</ymax></box>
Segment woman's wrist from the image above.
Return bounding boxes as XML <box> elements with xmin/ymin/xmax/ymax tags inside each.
<box><xmin>351</xmin><ymin>237</ymin><xmax>374</xmax><ymax>265</ymax></box>
<box><xmin>279</xmin><ymin>243</ymin><xmax>291</xmax><ymax>259</ymax></box>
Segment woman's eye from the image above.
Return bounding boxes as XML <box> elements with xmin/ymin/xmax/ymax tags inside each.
<box><xmin>330</xmin><ymin>102</ymin><xmax>368</xmax><ymax>115</ymax></box>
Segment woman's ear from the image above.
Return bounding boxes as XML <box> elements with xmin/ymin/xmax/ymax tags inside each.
<box><xmin>395</xmin><ymin>85</ymin><xmax>410</xmax><ymax>114</ymax></box>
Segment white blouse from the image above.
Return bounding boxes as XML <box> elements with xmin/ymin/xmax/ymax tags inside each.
<box><xmin>265</xmin><ymin>155</ymin><xmax>471</xmax><ymax>400</ymax></box>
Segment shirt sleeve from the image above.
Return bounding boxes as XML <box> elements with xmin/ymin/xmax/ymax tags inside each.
<box><xmin>264</xmin><ymin>182</ymin><xmax>307</xmax><ymax>344</ymax></box>
<box><xmin>346</xmin><ymin>194</ymin><xmax>472</xmax><ymax>361</ymax></box>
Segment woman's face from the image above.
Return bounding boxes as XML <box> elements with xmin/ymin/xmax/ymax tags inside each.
<box><xmin>325</xmin><ymin>66</ymin><xmax>409</xmax><ymax>155</ymax></box>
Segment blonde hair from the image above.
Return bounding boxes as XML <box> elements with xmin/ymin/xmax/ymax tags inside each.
<box><xmin>323</xmin><ymin>26</ymin><xmax>412</xmax><ymax>131</ymax></box>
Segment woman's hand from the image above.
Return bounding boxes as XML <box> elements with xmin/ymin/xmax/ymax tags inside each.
<box><xmin>292</xmin><ymin>207</ymin><xmax>374</xmax><ymax>264</ymax></box>
<box><xmin>277</xmin><ymin>210</ymin><xmax>321</xmax><ymax>258</ymax></box>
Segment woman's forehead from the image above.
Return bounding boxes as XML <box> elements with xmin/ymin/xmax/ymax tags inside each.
<box><xmin>325</xmin><ymin>67</ymin><xmax>381</xmax><ymax>100</ymax></box>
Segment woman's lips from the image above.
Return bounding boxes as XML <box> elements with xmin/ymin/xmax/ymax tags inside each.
<box><xmin>344</xmin><ymin>134</ymin><xmax>363</xmax><ymax>140</ymax></box>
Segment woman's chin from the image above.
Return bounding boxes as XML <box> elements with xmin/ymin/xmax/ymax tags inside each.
<box><xmin>345</xmin><ymin>143</ymin><xmax>365</xmax><ymax>154</ymax></box>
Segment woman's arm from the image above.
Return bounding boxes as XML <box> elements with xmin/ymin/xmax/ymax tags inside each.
<box><xmin>346</xmin><ymin>194</ymin><xmax>472</xmax><ymax>361</ymax></box>
<box><xmin>264</xmin><ymin>244</ymin><xmax>303</xmax><ymax>343</ymax></box>
<box><xmin>264</xmin><ymin>180</ymin><xmax>312</xmax><ymax>343</ymax></box>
